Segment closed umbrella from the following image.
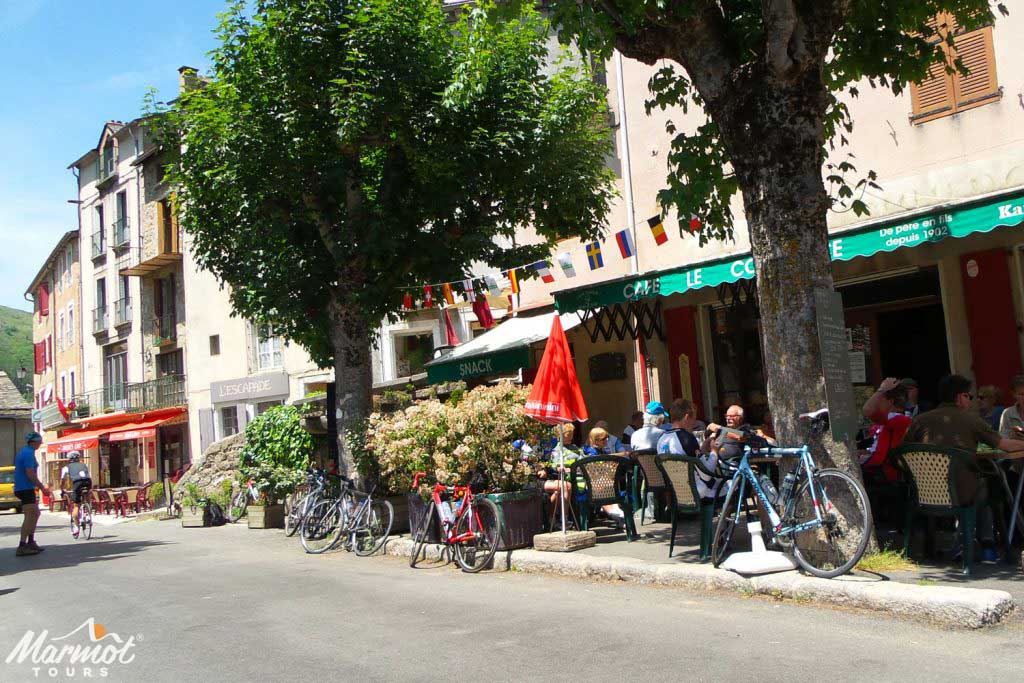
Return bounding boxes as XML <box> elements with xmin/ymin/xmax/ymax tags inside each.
<box><xmin>442</xmin><ymin>307</ymin><xmax>461</xmax><ymax>347</ymax></box>
<box><xmin>524</xmin><ymin>315</ymin><xmax>588</xmax><ymax>533</ymax></box>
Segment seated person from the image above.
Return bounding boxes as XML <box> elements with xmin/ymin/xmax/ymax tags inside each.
<box><xmin>60</xmin><ymin>451</ymin><xmax>93</xmax><ymax>535</ymax></box>
<box><xmin>661</xmin><ymin>399</ymin><xmax>727</xmax><ymax>502</ymax></box>
<box><xmin>594</xmin><ymin>420</ymin><xmax>627</xmax><ymax>453</ymax></box>
<box><xmin>538</xmin><ymin>424</ymin><xmax>579</xmax><ymax>526</ymax></box>
<box><xmin>977</xmin><ymin>385</ymin><xmax>1004</xmax><ymax>431</ymax></box>
<box><xmin>585</xmin><ymin>427</ymin><xmax>626</xmax><ymax>525</ymax></box>
<box><xmin>629</xmin><ymin>402</ymin><xmax>670</xmax><ymax>451</ymax></box>
<box><xmin>622</xmin><ymin>411</ymin><xmax>643</xmax><ymax>448</ymax></box>
<box><xmin>860</xmin><ymin>377</ymin><xmax>911</xmax><ymax>482</ymax></box>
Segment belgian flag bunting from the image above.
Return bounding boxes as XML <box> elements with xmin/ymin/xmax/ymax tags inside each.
<box><xmin>648</xmin><ymin>215</ymin><xmax>668</xmax><ymax>245</ymax></box>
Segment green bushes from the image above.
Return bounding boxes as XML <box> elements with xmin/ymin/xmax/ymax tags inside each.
<box><xmin>239</xmin><ymin>405</ymin><xmax>313</xmax><ymax>503</ymax></box>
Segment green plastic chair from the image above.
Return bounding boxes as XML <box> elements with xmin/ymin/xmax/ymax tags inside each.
<box><xmin>655</xmin><ymin>453</ymin><xmax>714</xmax><ymax>561</ymax></box>
<box><xmin>570</xmin><ymin>454</ymin><xmax>639</xmax><ymax>541</ymax></box>
<box><xmin>890</xmin><ymin>443</ymin><xmax>982</xmax><ymax>576</ymax></box>
<box><xmin>631</xmin><ymin>448</ymin><xmax>669</xmax><ymax>525</ymax></box>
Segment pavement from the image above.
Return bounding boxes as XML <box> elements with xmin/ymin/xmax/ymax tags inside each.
<box><xmin>4</xmin><ymin>510</ymin><xmax>1024</xmax><ymax>681</ymax></box>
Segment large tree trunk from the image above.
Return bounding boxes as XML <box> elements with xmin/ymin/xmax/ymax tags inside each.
<box><xmin>328</xmin><ymin>293</ymin><xmax>374</xmax><ymax>476</ymax></box>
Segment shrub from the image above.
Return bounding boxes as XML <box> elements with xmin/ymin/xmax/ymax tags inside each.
<box><xmin>148</xmin><ymin>482</ymin><xmax>165</xmax><ymax>505</ymax></box>
<box><xmin>239</xmin><ymin>405</ymin><xmax>314</xmax><ymax>503</ymax></box>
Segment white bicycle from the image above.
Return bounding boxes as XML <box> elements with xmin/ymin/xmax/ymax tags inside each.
<box><xmin>227</xmin><ymin>479</ymin><xmax>260</xmax><ymax>523</ymax></box>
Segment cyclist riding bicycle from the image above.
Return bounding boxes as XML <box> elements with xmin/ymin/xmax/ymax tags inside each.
<box><xmin>60</xmin><ymin>451</ymin><xmax>93</xmax><ymax>535</ymax></box>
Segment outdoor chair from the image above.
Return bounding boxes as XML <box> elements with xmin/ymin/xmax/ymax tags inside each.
<box><xmin>655</xmin><ymin>453</ymin><xmax>714</xmax><ymax>561</ymax></box>
<box><xmin>138</xmin><ymin>484</ymin><xmax>152</xmax><ymax>511</ymax></box>
<box><xmin>570</xmin><ymin>454</ymin><xmax>639</xmax><ymax>541</ymax></box>
<box><xmin>97</xmin><ymin>489</ymin><xmax>118</xmax><ymax>516</ymax></box>
<box><xmin>631</xmin><ymin>449</ymin><xmax>669</xmax><ymax>525</ymax></box>
<box><xmin>123</xmin><ymin>488</ymin><xmax>141</xmax><ymax>515</ymax></box>
<box><xmin>91</xmin><ymin>489</ymin><xmax>108</xmax><ymax>515</ymax></box>
<box><xmin>891</xmin><ymin>443</ymin><xmax>983</xmax><ymax>576</ymax></box>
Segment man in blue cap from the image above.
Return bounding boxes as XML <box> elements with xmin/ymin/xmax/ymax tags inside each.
<box><xmin>629</xmin><ymin>401</ymin><xmax>670</xmax><ymax>451</ymax></box>
<box><xmin>14</xmin><ymin>432</ymin><xmax>51</xmax><ymax>556</ymax></box>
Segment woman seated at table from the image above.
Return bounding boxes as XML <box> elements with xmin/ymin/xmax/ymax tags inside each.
<box><xmin>584</xmin><ymin>427</ymin><xmax>627</xmax><ymax>526</ymax></box>
<box><xmin>537</xmin><ymin>423</ymin><xmax>579</xmax><ymax>513</ymax></box>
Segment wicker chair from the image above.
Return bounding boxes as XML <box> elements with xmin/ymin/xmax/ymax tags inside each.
<box><xmin>891</xmin><ymin>443</ymin><xmax>982</xmax><ymax>576</ymax></box>
<box><xmin>655</xmin><ymin>453</ymin><xmax>714</xmax><ymax>560</ymax></box>
<box><xmin>631</xmin><ymin>449</ymin><xmax>671</xmax><ymax>525</ymax></box>
<box><xmin>570</xmin><ymin>454</ymin><xmax>638</xmax><ymax>541</ymax></box>
<box><xmin>123</xmin><ymin>488</ymin><xmax>141</xmax><ymax>515</ymax></box>
<box><xmin>137</xmin><ymin>484</ymin><xmax>152</xmax><ymax>511</ymax></box>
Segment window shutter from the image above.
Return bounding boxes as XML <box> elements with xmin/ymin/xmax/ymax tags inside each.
<box><xmin>910</xmin><ymin>58</ymin><xmax>955</xmax><ymax>123</ymax></box>
<box><xmin>156</xmin><ymin>200</ymin><xmax>166</xmax><ymax>253</ymax></box>
<box><xmin>39</xmin><ymin>283</ymin><xmax>50</xmax><ymax>316</ymax></box>
<box><xmin>34</xmin><ymin>342</ymin><xmax>44</xmax><ymax>374</ymax></box>
<box><xmin>952</xmin><ymin>26</ymin><xmax>999</xmax><ymax>108</ymax></box>
<box><xmin>169</xmin><ymin>193</ymin><xmax>180</xmax><ymax>253</ymax></box>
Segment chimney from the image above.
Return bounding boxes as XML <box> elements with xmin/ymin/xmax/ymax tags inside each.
<box><xmin>178</xmin><ymin>66</ymin><xmax>200</xmax><ymax>94</ymax></box>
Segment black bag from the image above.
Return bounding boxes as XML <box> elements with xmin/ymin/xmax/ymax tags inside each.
<box><xmin>205</xmin><ymin>501</ymin><xmax>227</xmax><ymax>527</ymax></box>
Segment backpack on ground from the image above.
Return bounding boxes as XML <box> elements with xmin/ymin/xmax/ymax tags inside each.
<box><xmin>206</xmin><ymin>501</ymin><xmax>227</xmax><ymax>526</ymax></box>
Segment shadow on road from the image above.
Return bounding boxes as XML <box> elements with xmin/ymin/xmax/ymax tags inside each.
<box><xmin>2</xmin><ymin>537</ymin><xmax>173</xmax><ymax>575</ymax></box>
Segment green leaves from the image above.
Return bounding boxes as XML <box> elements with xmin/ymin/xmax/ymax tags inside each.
<box><xmin>239</xmin><ymin>405</ymin><xmax>314</xmax><ymax>503</ymax></box>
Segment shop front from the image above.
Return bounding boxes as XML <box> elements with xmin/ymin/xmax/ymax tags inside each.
<box><xmin>208</xmin><ymin>371</ymin><xmax>290</xmax><ymax>442</ymax></box>
<box><xmin>555</xmin><ymin>190</ymin><xmax>1024</xmax><ymax>428</ymax></box>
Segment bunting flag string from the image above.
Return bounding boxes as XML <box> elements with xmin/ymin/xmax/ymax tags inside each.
<box><xmin>557</xmin><ymin>252</ymin><xmax>576</xmax><ymax>278</ymax></box>
<box><xmin>533</xmin><ymin>261</ymin><xmax>555</xmax><ymax>283</ymax></box>
<box><xmin>586</xmin><ymin>241</ymin><xmax>603</xmax><ymax>270</ymax></box>
<box><xmin>614</xmin><ymin>229</ymin><xmax>635</xmax><ymax>259</ymax></box>
<box><xmin>648</xmin><ymin>215</ymin><xmax>668</xmax><ymax>245</ymax></box>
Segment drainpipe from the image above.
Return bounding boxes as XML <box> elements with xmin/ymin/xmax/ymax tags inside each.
<box><xmin>614</xmin><ymin>50</ymin><xmax>651</xmax><ymax>407</ymax></box>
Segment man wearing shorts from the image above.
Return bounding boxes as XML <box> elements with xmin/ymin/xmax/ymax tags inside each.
<box><xmin>60</xmin><ymin>451</ymin><xmax>93</xmax><ymax>537</ymax></box>
<box><xmin>14</xmin><ymin>432</ymin><xmax>51</xmax><ymax>556</ymax></box>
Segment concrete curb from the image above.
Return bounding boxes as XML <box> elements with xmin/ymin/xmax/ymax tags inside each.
<box><xmin>384</xmin><ymin>538</ymin><xmax>1014</xmax><ymax>628</ymax></box>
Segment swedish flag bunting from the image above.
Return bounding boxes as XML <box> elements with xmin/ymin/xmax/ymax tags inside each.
<box><xmin>614</xmin><ymin>229</ymin><xmax>635</xmax><ymax>259</ymax></box>
<box><xmin>648</xmin><ymin>215</ymin><xmax>668</xmax><ymax>245</ymax></box>
<box><xmin>533</xmin><ymin>261</ymin><xmax>555</xmax><ymax>283</ymax></box>
<box><xmin>586</xmin><ymin>241</ymin><xmax>604</xmax><ymax>270</ymax></box>
<box><xmin>557</xmin><ymin>253</ymin><xmax>576</xmax><ymax>278</ymax></box>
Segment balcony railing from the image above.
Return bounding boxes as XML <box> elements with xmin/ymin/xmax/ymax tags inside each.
<box><xmin>92</xmin><ymin>306</ymin><xmax>108</xmax><ymax>334</ymax></box>
<box><xmin>91</xmin><ymin>231</ymin><xmax>106</xmax><ymax>259</ymax></box>
<box><xmin>148</xmin><ymin>312</ymin><xmax>177</xmax><ymax>345</ymax></box>
<box><xmin>112</xmin><ymin>218</ymin><xmax>130</xmax><ymax>248</ymax></box>
<box><xmin>114</xmin><ymin>298</ymin><xmax>131</xmax><ymax>326</ymax></box>
<box><xmin>72</xmin><ymin>374</ymin><xmax>186</xmax><ymax>418</ymax></box>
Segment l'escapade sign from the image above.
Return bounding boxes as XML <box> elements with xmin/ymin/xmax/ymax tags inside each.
<box><xmin>211</xmin><ymin>371</ymin><xmax>289</xmax><ymax>403</ymax></box>
<box><xmin>556</xmin><ymin>193</ymin><xmax>1024</xmax><ymax>313</ymax></box>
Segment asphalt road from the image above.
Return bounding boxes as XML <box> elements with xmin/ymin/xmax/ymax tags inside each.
<box><xmin>2</xmin><ymin>510</ymin><xmax>1022</xmax><ymax>681</ymax></box>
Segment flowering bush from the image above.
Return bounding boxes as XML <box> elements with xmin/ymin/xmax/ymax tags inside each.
<box><xmin>364</xmin><ymin>383</ymin><xmax>550</xmax><ymax>494</ymax></box>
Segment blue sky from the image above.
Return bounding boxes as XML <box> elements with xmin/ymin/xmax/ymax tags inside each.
<box><xmin>0</xmin><ymin>0</ymin><xmax>222</xmax><ymax>310</ymax></box>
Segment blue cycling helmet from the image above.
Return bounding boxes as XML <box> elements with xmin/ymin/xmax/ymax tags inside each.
<box><xmin>25</xmin><ymin>431</ymin><xmax>42</xmax><ymax>444</ymax></box>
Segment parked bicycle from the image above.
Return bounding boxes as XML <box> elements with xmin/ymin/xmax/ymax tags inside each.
<box><xmin>227</xmin><ymin>479</ymin><xmax>260</xmax><ymax>523</ymax></box>
<box><xmin>299</xmin><ymin>476</ymin><xmax>394</xmax><ymax>556</ymax></box>
<box><xmin>285</xmin><ymin>467</ymin><xmax>330</xmax><ymax>537</ymax></box>
<box><xmin>408</xmin><ymin>472</ymin><xmax>502</xmax><ymax>573</ymax></box>
<box><xmin>70</xmin><ymin>487</ymin><xmax>93</xmax><ymax>540</ymax></box>
<box><xmin>708</xmin><ymin>409</ymin><xmax>872</xmax><ymax>578</ymax></box>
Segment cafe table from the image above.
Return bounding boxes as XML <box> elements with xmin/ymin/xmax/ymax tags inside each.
<box><xmin>976</xmin><ymin>447</ymin><xmax>1024</xmax><ymax>553</ymax></box>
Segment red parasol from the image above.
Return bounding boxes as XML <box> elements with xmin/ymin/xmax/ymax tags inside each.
<box><xmin>442</xmin><ymin>308</ymin><xmax>461</xmax><ymax>347</ymax></box>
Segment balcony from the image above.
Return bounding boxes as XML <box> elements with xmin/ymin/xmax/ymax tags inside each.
<box><xmin>72</xmin><ymin>374</ymin><xmax>186</xmax><ymax>418</ymax></box>
<box><xmin>148</xmin><ymin>312</ymin><xmax>178</xmax><ymax>346</ymax></box>
<box><xmin>36</xmin><ymin>401</ymin><xmax>74</xmax><ymax>430</ymax></box>
<box><xmin>91</xmin><ymin>231</ymin><xmax>106</xmax><ymax>260</ymax></box>
<box><xmin>96</xmin><ymin>156</ymin><xmax>118</xmax><ymax>190</ymax></box>
<box><xmin>92</xmin><ymin>306</ymin><xmax>108</xmax><ymax>335</ymax></box>
<box><xmin>119</xmin><ymin>242</ymin><xmax>183</xmax><ymax>277</ymax></box>
<box><xmin>112</xmin><ymin>218</ymin><xmax>130</xmax><ymax>249</ymax></box>
<box><xmin>114</xmin><ymin>298</ymin><xmax>131</xmax><ymax>327</ymax></box>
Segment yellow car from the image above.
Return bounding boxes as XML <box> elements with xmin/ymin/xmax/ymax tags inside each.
<box><xmin>0</xmin><ymin>466</ymin><xmax>23</xmax><ymax>512</ymax></box>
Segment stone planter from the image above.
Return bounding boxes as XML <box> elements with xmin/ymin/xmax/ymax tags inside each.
<box><xmin>181</xmin><ymin>505</ymin><xmax>208</xmax><ymax>528</ymax></box>
<box><xmin>386</xmin><ymin>494</ymin><xmax>410</xmax><ymax>534</ymax></box>
<box><xmin>407</xmin><ymin>492</ymin><xmax>440</xmax><ymax>543</ymax></box>
<box><xmin>487</xmin><ymin>490</ymin><xmax>544</xmax><ymax>551</ymax></box>
<box><xmin>247</xmin><ymin>504</ymin><xmax>285</xmax><ymax>529</ymax></box>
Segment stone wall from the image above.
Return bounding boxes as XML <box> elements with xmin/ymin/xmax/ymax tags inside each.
<box><xmin>173</xmin><ymin>433</ymin><xmax>245</xmax><ymax>497</ymax></box>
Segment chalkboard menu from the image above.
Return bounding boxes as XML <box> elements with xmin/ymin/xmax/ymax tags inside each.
<box><xmin>814</xmin><ymin>289</ymin><xmax>858</xmax><ymax>443</ymax></box>
<box><xmin>588</xmin><ymin>352</ymin><xmax>628</xmax><ymax>383</ymax></box>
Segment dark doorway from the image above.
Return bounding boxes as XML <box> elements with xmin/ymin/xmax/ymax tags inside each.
<box><xmin>107</xmin><ymin>443</ymin><xmax>124</xmax><ymax>487</ymax></box>
<box><xmin>876</xmin><ymin>304</ymin><xmax>949</xmax><ymax>407</ymax></box>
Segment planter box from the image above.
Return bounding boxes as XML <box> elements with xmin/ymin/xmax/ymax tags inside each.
<box><xmin>247</xmin><ymin>504</ymin><xmax>285</xmax><ymax>529</ymax></box>
<box><xmin>407</xmin><ymin>492</ymin><xmax>440</xmax><ymax>543</ymax></box>
<box><xmin>181</xmin><ymin>505</ymin><xmax>208</xmax><ymax>528</ymax></box>
<box><xmin>487</xmin><ymin>490</ymin><xmax>544</xmax><ymax>551</ymax></box>
<box><xmin>386</xmin><ymin>494</ymin><xmax>410</xmax><ymax>534</ymax></box>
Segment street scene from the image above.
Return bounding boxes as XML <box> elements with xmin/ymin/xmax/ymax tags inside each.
<box><xmin>4</xmin><ymin>0</ymin><xmax>1024</xmax><ymax>680</ymax></box>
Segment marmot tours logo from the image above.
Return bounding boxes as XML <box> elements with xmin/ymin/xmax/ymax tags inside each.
<box><xmin>5</xmin><ymin>618</ymin><xmax>139</xmax><ymax>678</ymax></box>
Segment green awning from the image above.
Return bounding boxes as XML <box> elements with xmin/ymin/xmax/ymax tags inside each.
<box><xmin>555</xmin><ymin>191</ymin><xmax>1024</xmax><ymax>313</ymax></box>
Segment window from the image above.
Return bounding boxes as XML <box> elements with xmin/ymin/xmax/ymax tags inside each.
<box><xmin>209</xmin><ymin>335</ymin><xmax>221</xmax><ymax>356</ymax></box>
<box><xmin>55</xmin><ymin>253</ymin><xmax>64</xmax><ymax>293</ymax></box>
<box><xmin>69</xmin><ymin>369</ymin><xmax>76</xmax><ymax>397</ymax></box>
<box><xmin>910</xmin><ymin>13</ymin><xmax>1000</xmax><ymax>124</ymax></box>
<box><xmin>157</xmin><ymin>198</ymin><xmax>180</xmax><ymax>254</ymax></box>
<box><xmin>394</xmin><ymin>332</ymin><xmax>435</xmax><ymax>377</ymax></box>
<box><xmin>114</xmin><ymin>191</ymin><xmax>129</xmax><ymax>245</ymax></box>
<box><xmin>67</xmin><ymin>304</ymin><xmax>74</xmax><ymax>345</ymax></box>
<box><xmin>220</xmin><ymin>406</ymin><xmax>239</xmax><ymax>437</ymax></box>
<box><xmin>157</xmin><ymin>349</ymin><xmax>183</xmax><ymax>377</ymax></box>
<box><xmin>60</xmin><ymin>373</ymin><xmax>67</xmax><ymax>399</ymax></box>
<box><xmin>58</xmin><ymin>313</ymin><xmax>65</xmax><ymax>351</ymax></box>
<box><xmin>65</xmin><ymin>244</ymin><xmax>74</xmax><ymax>286</ymax></box>
<box><xmin>103</xmin><ymin>343</ymin><xmax>128</xmax><ymax>408</ymax></box>
<box><xmin>257</xmin><ymin>400</ymin><xmax>282</xmax><ymax>415</ymax></box>
<box><xmin>257</xmin><ymin>324</ymin><xmax>283</xmax><ymax>370</ymax></box>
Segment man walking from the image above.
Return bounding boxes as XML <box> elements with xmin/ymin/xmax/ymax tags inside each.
<box><xmin>14</xmin><ymin>432</ymin><xmax>51</xmax><ymax>557</ymax></box>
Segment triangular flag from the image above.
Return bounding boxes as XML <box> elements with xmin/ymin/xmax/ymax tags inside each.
<box><xmin>462</xmin><ymin>279</ymin><xmax>476</xmax><ymax>302</ymax></box>
<box><xmin>614</xmin><ymin>229</ymin><xmax>635</xmax><ymax>259</ymax></box>
<box><xmin>443</xmin><ymin>308</ymin><xmax>461</xmax><ymax>346</ymax></box>
<box><xmin>648</xmin><ymin>215</ymin><xmax>668</xmax><ymax>245</ymax></box>
<box><xmin>423</xmin><ymin>285</ymin><xmax>434</xmax><ymax>308</ymax></box>
<box><xmin>533</xmin><ymin>261</ymin><xmax>555</xmax><ymax>283</ymax></box>
<box><xmin>557</xmin><ymin>253</ymin><xmax>576</xmax><ymax>278</ymax></box>
<box><xmin>508</xmin><ymin>268</ymin><xmax>520</xmax><ymax>294</ymax></box>
<box><xmin>56</xmin><ymin>396</ymin><xmax>70</xmax><ymax>422</ymax></box>
<box><xmin>403</xmin><ymin>292</ymin><xmax>414</xmax><ymax>310</ymax></box>
<box><xmin>442</xmin><ymin>282</ymin><xmax>455</xmax><ymax>306</ymax></box>
<box><xmin>586</xmin><ymin>242</ymin><xmax>604</xmax><ymax>270</ymax></box>
<box><xmin>485</xmin><ymin>275</ymin><xmax>502</xmax><ymax>297</ymax></box>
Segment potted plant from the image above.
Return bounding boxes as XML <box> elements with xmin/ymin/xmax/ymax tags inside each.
<box><xmin>239</xmin><ymin>405</ymin><xmax>312</xmax><ymax>529</ymax></box>
<box><xmin>179</xmin><ymin>483</ymin><xmax>208</xmax><ymax>527</ymax></box>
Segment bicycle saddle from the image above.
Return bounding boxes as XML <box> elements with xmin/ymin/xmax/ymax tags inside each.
<box><xmin>799</xmin><ymin>408</ymin><xmax>829</xmax><ymax>421</ymax></box>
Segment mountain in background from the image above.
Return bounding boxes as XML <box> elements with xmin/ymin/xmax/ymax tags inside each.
<box><xmin>0</xmin><ymin>305</ymin><xmax>33</xmax><ymax>399</ymax></box>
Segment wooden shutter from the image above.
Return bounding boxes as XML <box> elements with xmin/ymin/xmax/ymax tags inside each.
<box><xmin>169</xmin><ymin>193</ymin><xmax>180</xmax><ymax>253</ymax></box>
<box><xmin>952</xmin><ymin>26</ymin><xmax>999</xmax><ymax>110</ymax></box>
<box><xmin>910</xmin><ymin>58</ymin><xmax>954</xmax><ymax>123</ymax></box>
<box><xmin>156</xmin><ymin>200</ymin><xmax>167</xmax><ymax>254</ymax></box>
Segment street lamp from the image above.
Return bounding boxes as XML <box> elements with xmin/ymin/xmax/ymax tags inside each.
<box><xmin>16</xmin><ymin>366</ymin><xmax>27</xmax><ymax>381</ymax></box>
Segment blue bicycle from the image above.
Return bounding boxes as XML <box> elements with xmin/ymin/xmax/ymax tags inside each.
<box><xmin>708</xmin><ymin>410</ymin><xmax>872</xmax><ymax>578</ymax></box>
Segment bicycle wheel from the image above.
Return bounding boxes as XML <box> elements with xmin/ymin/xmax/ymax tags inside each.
<box><xmin>790</xmin><ymin>468</ymin><xmax>872</xmax><ymax>578</ymax></box>
<box><xmin>353</xmin><ymin>498</ymin><xmax>394</xmax><ymax>557</ymax></box>
<box><xmin>284</xmin><ymin>490</ymin><xmax>309</xmax><ymax>537</ymax></box>
<box><xmin>227</xmin><ymin>490</ymin><xmax>248</xmax><ymax>523</ymax></box>
<box><xmin>82</xmin><ymin>504</ymin><xmax>93</xmax><ymax>540</ymax></box>
<box><xmin>409</xmin><ymin>500</ymin><xmax>435</xmax><ymax>568</ymax></box>
<box><xmin>711</xmin><ymin>477</ymin><xmax>743</xmax><ymax>568</ymax></box>
<box><xmin>300</xmin><ymin>500</ymin><xmax>343</xmax><ymax>554</ymax></box>
<box><xmin>453</xmin><ymin>496</ymin><xmax>501</xmax><ymax>573</ymax></box>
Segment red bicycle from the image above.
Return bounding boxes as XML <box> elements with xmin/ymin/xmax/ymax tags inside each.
<box><xmin>409</xmin><ymin>472</ymin><xmax>502</xmax><ymax>573</ymax></box>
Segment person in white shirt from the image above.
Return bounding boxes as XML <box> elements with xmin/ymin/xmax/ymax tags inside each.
<box><xmin>998</xmin><ymin>375</ymin><xmax>1024</xmax><ymax>439</ymax></box>
<box><xmin>629</xmin><ymin>402</ymin><xmax>670</xmax><ymax>451</ymax></box>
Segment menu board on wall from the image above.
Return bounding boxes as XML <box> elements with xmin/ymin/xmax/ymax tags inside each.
<box><xmin>848</xmin><ymin>351</ymin><xmax>867</xmax><ymax>384</ymax></box>
<box><xmin>814</xmin><ymin>289</ymin><xmax>858</xmax><ymax>443</ymax></box>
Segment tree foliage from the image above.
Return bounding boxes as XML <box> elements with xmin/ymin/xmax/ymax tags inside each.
<box><xmin>239</xmin><ymin>405</ymin><xmax>314</xmax><ymax>502</ymax></box>
<box><xmin>148</xmin><ymin>0</ymin><xmax>615</xmax><ymax>367</ymax></box>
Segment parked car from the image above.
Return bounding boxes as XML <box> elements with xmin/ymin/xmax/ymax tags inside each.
<box><xmin>0</xmin><ymin>466</ymin><xmax>22</xmax><ymax>512</ymax></box>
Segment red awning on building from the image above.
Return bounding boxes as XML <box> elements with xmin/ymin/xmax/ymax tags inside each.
<box><xmin>106</xmin><ymin>409</ymin><xmax>187</xmax><ymax>442</ymax></box>
<box><xmin>47</xmin><ymin>428</ymin><xmax>110</xmax><ymax>453</ymax></box>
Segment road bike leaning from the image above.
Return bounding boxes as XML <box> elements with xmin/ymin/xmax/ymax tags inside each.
<box><xmin>299</xmin><ymin>476</ymin><xmax>394</xmax><ymax>556</ymax></box>
<box><xmin>708</xmin><ymin>409</ymin><xmax>872</xmax><ymax>579</ymax></box>
<box><xmin>227</xmin><ymin>479</ymin><xmax>260</xmax><ymax>523</ymax></box>
<box><xmin>408</xmin><ymin>472</ymin><xmax>502</xmax><ymax>573</ymax></box>
<box><xmin>284</xmin><ymin>467</ymin><xmax>330</xmax><ymax>537</ymax></box>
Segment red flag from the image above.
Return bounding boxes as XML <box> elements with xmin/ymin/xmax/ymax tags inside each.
<box><xmin>687</xmin><ymin>213</ymin><xmax>701</xmax><ymax>233</ymax></box>
<box><xmin>443</xmin><ymin>308</ymin><xmax>461</xmax><ymax>346</ymax></box>
<box><xmin>525</xmin><ymin>316</ymin><xmax>588</xmax><ymax>424</ymax></box>
<box><xmin>403</xmin><ymin>292</ymin><xmax>414</xmax><ymax>310</ymax></box>
<box><xmin>472</xmin><ymin>296</ymin><xmax>494</xmax><ymax>329</ymax></box>
<box><xmin>56</xmin><ymin>396</ymin><xmax>70</xmax><ymax>422</ymax></box>
<box><xmin>423</xmin><ymin>285</ymin><xmax>434</xmax><ymax>308</ymax></box>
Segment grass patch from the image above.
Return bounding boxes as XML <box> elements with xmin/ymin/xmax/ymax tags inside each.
<box><xmin>916</xmin><ymin>578</ymin><xmax>938</xmax><ymax>587</ymax></box>
<box><xmin>856</xmin><ymin>548</ymin><xmax>918</xmax><ymax>573</ymax></box>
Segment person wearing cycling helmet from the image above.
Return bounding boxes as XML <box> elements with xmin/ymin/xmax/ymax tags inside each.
<box><xmin>60</xmin><ymin>451</ymin><xmax>93</xmax><ymax>536</ymax></box>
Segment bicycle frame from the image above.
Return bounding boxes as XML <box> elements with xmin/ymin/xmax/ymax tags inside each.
<box><xmin>723</xmin><ymin>444</ymin><xmax>835</xmax><ymax>538</ymax></box>
<box><xmin>412</xmin><ymin>473</ymin><xmax>481</xmax><ymax>545</ymax></box>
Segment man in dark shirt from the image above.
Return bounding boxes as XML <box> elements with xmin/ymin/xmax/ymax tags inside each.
<box><xmin>904</xmin><ymin>374</ymin><xmax>1024</xmax><ymax>563</ymax></box>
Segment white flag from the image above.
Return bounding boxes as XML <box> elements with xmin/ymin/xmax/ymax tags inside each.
<box><xmin>557</xmin><ymin>253</ymin><xmax>576</xmax><ymax>278</ymax></box>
